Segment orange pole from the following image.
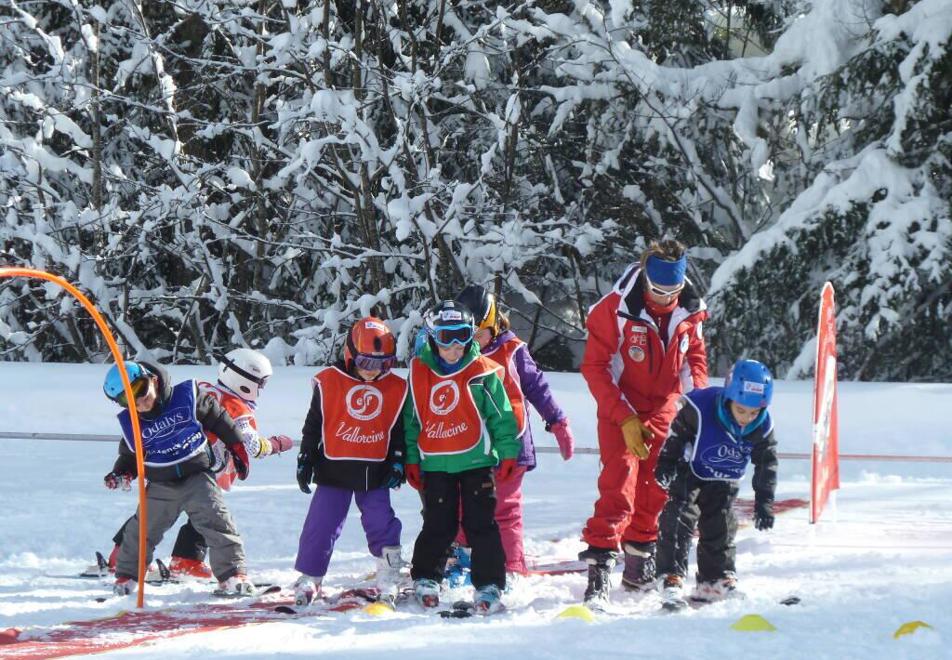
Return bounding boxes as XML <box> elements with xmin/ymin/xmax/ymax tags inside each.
<box><xmin>0</xmin><ymin>267</ymin><xmax>149</xmax><ymax>607</ymax></box>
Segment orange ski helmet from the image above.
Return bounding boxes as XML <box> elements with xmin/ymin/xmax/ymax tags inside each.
<box><xmin>345</xmin><ymin>317</ymin><xmax>397</xmax><ymax>373</ymax></box>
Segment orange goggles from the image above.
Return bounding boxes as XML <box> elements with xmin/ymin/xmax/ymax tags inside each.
<box><xmin>111</xmin><ymin>376</ymin><xmax>150</xmax><ymax>408</ymax></box>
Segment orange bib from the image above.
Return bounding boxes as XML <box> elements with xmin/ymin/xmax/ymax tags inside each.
<box><xmin>483</xmin><ymin>337</ymin><xmax>527</xmax><ymax>437</ymax></box>
<box><xmin>409</xmin><ymin>356</ymin><xmax>503</xmax><ymax>456</ymax></box>
<box><xmin>198</xmin><ymin>382</ymin><xmax>257</xmax><ymax>490</ymax></box>
<box><xmin>315</xmin><ymin>367</ymin><xmax>408</xmax><ymax>462</ymax></box>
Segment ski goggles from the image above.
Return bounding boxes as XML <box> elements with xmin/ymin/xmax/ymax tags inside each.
<box><xmin>109</xmin><ymin>375</ymin><xmax>150</xmax><ymax>408</ymax></box>
<box><xmin>352</xmin><ymin>352</ymin><xmax>397</xmax><ymax>373</ymax></box>
<box><xmin>645</xmin><ymin>277</ymin><xmax>684</xmax><ymax>299</ymax></box>
<box><xmin>432</xmin><ymin>323</ymin><xmax>473</xmax><ymax>348</ymax></box>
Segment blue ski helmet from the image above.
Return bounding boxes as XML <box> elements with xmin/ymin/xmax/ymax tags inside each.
<box><xmin>103</xmin><ymin>361</ymin><xmax>150</xmax><ymax>401</ymax></box>
<box><xmin>723</xmin><ymin>359</ymin><xmax>773</xmax><ymax>408</ymax></box>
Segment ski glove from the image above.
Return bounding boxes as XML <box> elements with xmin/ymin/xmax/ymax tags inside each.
<box><xmin>386</xmin><ymin>463</ymin><xmax>404</xmax><ymax>490</ymax></box>
<box><xmin>296</xmin><ymin>453</ymin><xmax>315</xmax><ymax>494</ymax></box>
<box><xmin>548</xmin><ymin>418</ymin><xmax>575</xmax><ymax>460</ymax></box>
<box><xmin>496</xmin><ymin>458</ymin><xmax>518</xmax><ymax>482</ymax></box>
<box><xmin>405</xmin><ymin>463</ymin><xmax>423</xmax><ymax>491</ymax></box>
<box><xmin>620</xmin><ymin>415</ymin><xmax>653</xmax><ymax>460</ymax></box>
<box><xmin>228</xmin><ymin>442</ymin><xmax>250</xmax><ymax>481</ymax></box>
<box><xmin>104</xmin><ymin>470</ymin><xmax>133</xmax><ymax>491</ymax></box>
<box><xmin>754</xmin><ymin>499</ymin><xmax>775</xmax><ymax>531</ymax></box>
<box><xmin>268</xmin><ymin>434</ymin><xmax>294</xmax><ymax>455</ymax></box>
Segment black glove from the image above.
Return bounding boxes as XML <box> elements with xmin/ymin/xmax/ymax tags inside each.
<box><xmin>655</xmin><ymin>462</ymin><xmax>677</xmax><ymax>491</ymax></box>
<box><xmin>296</xmin><ymin>453</ymin><xmax>315</xmax><ymax>494</ymax></box>
<box><xmin>754</xmin><ymin>499</ymin><xmax>775</xmax><ymax>531</ymax></box>
<box><xmin>385</xmin><ymin>463</ymin><xmax>404</xmax><ymax>489</ymax></box>
<box><xmin>228</xmin><ymin>442</ymin><xmax>250</xmax><ymax>480</ymax></box>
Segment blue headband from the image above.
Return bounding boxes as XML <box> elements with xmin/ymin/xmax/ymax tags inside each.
<box><xmin>645</xmin><ymin>255</ymin><xmax>687</xmax><ymax>286</ymax></box>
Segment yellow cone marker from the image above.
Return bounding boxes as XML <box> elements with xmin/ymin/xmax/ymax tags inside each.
<box><xmin>557</xmin><ymin>605</ymin><xmax>597</xmax><ymax>622</ymax></box>
<box><xmin>363</xmin><ymin>602</ymin><xmax>394</xmax><ymax>616</ymax></box>
<box><xmin>730</xmin><ymin>614</ymin><xmax>777</xmax><ymax>632</ymax></box>
<box><xmin>893</xmin><ymin>620</ymin><xmax>933</xmax><ymax>639</ymax></box>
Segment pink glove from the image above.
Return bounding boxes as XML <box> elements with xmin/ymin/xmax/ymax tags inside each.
<box><xmin>549</xmin><ymin>419</ymin><xmax>575</xmax><ymax>460</ymax></box>
<box><xmin>268</xmin><ymin>435</ymin><xmax>294</xmax><ymax>454</ymax></box>
<box><xmin>104</xmin><ymin>471</ymin><xmax>133</xmax><ymax>491</ymax></box>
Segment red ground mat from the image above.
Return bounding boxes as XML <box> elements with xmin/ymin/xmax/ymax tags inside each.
<box><xmin>2</xmin><ymin>589</ymin><xmax>368</xmax><ymax>659</ymax></box>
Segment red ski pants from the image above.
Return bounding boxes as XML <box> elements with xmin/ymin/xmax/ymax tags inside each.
<box><xmin>582</xmin><ymin>418</ymin><xmax>669</xmax><ymax>549</ymax></box>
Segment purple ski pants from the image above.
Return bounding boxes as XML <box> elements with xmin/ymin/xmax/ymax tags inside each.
<box><xmin>295</xmin><ymin>484</ymin><xmax>401</xmax><ymax>578</ymax></box>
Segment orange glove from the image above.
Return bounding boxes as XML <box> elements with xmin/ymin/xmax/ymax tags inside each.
<box><xmin>496</xmin><ymin>458</ymin><xmax>518</xmax><ymax>482</ymax></box>
<box><xmin>620</xmin><ymin>415</ymin><xmax>653</xmax><ymax>460</ymax></box>
<box><xmin>405</xmin><ymin>463</ymin><xmax>423</xmax><ymax>491</ymax></box>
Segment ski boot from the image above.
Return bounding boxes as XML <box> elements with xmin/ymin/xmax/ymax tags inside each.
<box><xmin>659</xmin><ymin>574</ymin><xmax>688</xmax><ymax>611</ymax></box>
<box><xmin>414</xmin><ymin>578</ymin><xmax>440</xmax><ymax>608</ymax></box>
<box><xmin>113</xmin><ymin>576</ymin><xmax>135</xmax><ymax>596</ymax></box>
<box><xmin>169</xmin><ymin>556</ymin><xmax>213</xmax><ymax>580</ymax></box>
<box><xmin>293</xmin><ymin>574</ymin><xmax>321</xmax><ymax>607</ymax></box>
<box><xmin>473</xmin><ymin>584</ymin><xmax>504</xmax><ymax>615</ymax></box>
<box><xmin>444</xmin><ymin>544</ymin><xmax>472</xmax><ymax>588</ymax></box>
<box><xmin>217</xmin><ymin>573</ymin><xmax>256</xmax><ymax>597</ymax></box>
<box><xmin>578</xmin><ymin>546</ymin><xmax>619</xmax><ymax>609</ymax></box>
<box><xmin>621</xmin><ymin>541</ymin><xmax>656</xmax><ymax>592</ymax></box>
<box><xmin>375</xmin><ymin>546</ymin><xmax>403</xmax><ymax>604</ymax></box>
<box><xmin>691</xmin><ymin>573</ymin><xmax>739</xmax><ymax>603</ymax></box>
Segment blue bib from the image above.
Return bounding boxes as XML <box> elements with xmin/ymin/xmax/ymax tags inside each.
<box><xmin>684</xmin><ymin>387</ymin><xmax>771</xmax><ymax>481</ymax></box>
<box><xmin>118</xmin><ymin>381</ymin><xmax>207</xmax><ymax>467</ymax></box>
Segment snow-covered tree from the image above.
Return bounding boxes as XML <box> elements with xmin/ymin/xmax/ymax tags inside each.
<box><xmin>1</xmin><ymin>0</ymin><xmax>949</xmax><ymax>380</ymax></box>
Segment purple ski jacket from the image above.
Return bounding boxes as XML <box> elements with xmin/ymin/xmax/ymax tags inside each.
<box><xmin>484</xmin><ymin>330</ymin><xmax>566</xmax><ymax>470</ymax></box>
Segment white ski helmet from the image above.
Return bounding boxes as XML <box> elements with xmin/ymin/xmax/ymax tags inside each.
<box><xmin>218</xmin><ymin>348</ymin><xmax>272</xmax><ymax>401</ymax></box>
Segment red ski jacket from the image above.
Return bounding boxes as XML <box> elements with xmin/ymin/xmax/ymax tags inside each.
<box><xmin>581</xmin><ymin>265</ymin><xmax>709</xmax><ymax>435</ymax></box>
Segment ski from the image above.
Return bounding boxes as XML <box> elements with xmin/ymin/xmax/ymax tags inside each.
<box><xmin>213</xmin><ymin>583</ymin><xmax>280</xmax><ymax>599</ymax></box>
<box><xmin>273</xmin><ymin>587</ymin><xmax>380</xmax><ymax>615</ymax></box>
<box><xmin>76</xmin><ymin>557</ymin><xmax>172</xmax><ymax>585</ymax></box>
<box><xmin>439</xmin><ymin>600</ymin><xmax>476</xmax><ymax>619</ymax></box>
<box><xmin>661</xmin><ymin>593</ymin><xmax>801</xmax><ymax>612</ymax></box>
<box><xmin>78</xmin><ymin>551</ymin><xmax>110</xmax><ymax>578</ymax></box>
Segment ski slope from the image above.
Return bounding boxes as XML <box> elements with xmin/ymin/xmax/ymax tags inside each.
<box><xmin>0</xmin><ymin>363</ymin><xmax>950</xmax><ymax>658</ymax></box>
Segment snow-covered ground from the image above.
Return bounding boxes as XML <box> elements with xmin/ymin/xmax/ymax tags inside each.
<box><xmin>1</xmin><ymin>363</ymin><xmax>950</xmax><ymax>658</ymax></box>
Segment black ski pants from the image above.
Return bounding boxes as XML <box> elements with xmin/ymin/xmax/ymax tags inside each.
<box><xmin>656</xmin><ymin>470</ymin><xmax>738</xmax><ymax>582</ymax></box>
<box><xmin>410</xmin><ymin>468</ymin><xmax>506</xmax><ymax>590</ymax></box>
<box><xmin>114</xmin><ymin>516</ymin><xmax>208</xmax><ymax>561</ymax></box>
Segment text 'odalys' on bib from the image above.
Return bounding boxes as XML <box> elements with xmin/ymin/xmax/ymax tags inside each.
<box><xmin>118</xmin><ymin>380</ymin><xmax>206</xmax><ymax>467</ymax></box>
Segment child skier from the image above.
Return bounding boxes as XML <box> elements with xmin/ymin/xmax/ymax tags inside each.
<box><xmin>167</xmin><ymin>349</ymin><xmax>293</xmax><ymax>578</ymax></box>
<box><xmin>293</xmin><ymin>317</ymin><xmax>407</xmax><ymax>607</ymax></box>
<box><xmin>653</xmin><ymin>359</ymin><xmax>778</xmax><ymax>608</ymax></box>
<box><xmin>91</xmin><ymin>350</ymin><xmax>292</xmax><ymax>580</ymax></box>
<box><xmin>404</xmin><ymin>300</ymin><xmax>521</xmax><ymax>614</ymax></box>
<box><xmin>450</xmin><ymin>284</ymin><xmax>575</xmax><ymax>579</ymax></box>
<box><xmin>102</xmin><ymin>360</ymin><xmax>254</xmax><ymax>596</ymax></box>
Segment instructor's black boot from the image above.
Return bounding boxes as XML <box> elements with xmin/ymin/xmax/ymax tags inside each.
<box><xmin>579</xmin><ymin>546</ymin><xmax>619</xmax><ymax>607</ymax></box>
<box><xmin>621</xmin><ymin>541</ymin><xmax>657</xmax><ymax>592</ymax></box>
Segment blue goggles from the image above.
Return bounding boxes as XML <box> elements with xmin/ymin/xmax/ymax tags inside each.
<box><xmin>431</xmin><ymin>323</ymin><xmax>473</xmax><ymax>348</ymax></box>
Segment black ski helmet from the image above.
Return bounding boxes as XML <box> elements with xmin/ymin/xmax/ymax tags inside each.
<box><xmin>455</xmin><ymin>284</ymin><xmax>497</xmax><ymax>332</ymax></box>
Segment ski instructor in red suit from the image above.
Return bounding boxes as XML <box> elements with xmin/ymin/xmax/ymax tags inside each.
<box><xmin>578</xmin><ymin>239</ymin><xmax>708</xmax><ymax>607</ymax></box>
